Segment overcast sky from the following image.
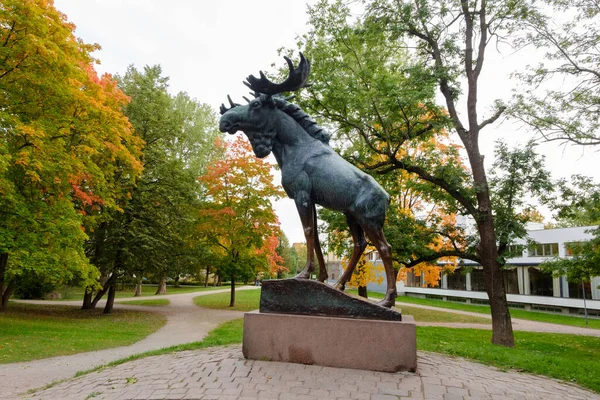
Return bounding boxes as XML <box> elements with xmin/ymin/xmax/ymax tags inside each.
<box><xmin>54</xmin><ymin>0</ymin><xmax>599</xmax><ymax>244</ymax></box>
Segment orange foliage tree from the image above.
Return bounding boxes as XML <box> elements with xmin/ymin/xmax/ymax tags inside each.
<box><xmin>0</xmin><ymin>0</ymin><xmax>142</xmax><ymax>310</ymax></box>
<box><xmin>197</xmin><ymin>136</ymin><xmax>284</xmax><ymax>306</ymax></box>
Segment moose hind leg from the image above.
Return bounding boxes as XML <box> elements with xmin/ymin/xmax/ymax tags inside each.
<box><xmin>364</xmin><ymin>227</ymin><xmax>397</xmax><ymax>308</ymax></box>
<box><xmin>335</xmin><ymin>212</ymin><xmax>366</xmax><ymax>291</ymax></box>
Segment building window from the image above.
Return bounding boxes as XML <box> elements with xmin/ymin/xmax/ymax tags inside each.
<box><xmin>470</xmin><ymin>268</ymin><xmax>486</xmax><ymax>291</ymax></box>
<box><xmin>568</xmin><ymin>280</ymin><xmax>592</xmax><ymax>299</ymax></box>
<box><xmin>405</xmin><ymin>270</ymin><xmax>422</xmax><ymax>287</ymax></box>
<box><xmin>528</xmin><ymin>243</ymin><xmax>559</xmax><ymax>257</ymax></box>
<box><xmin>564</xmin><ymin>242</ymin><xmax>582</xmax><ymax>256</ymax></box>
<box><xmin>446</xmin><ymin>268</ymin><xmax>467</xmax><ymax>290</ymax></box>
<box><xmin>506</xmin><ymin>245</ymin><xmax>525</xmax><ymax>257</ymax></box>
<box><xmin>503</xmin><ymin>268</ymin><xmax>519</xmax><ymax>294</ymax></box>
<box><xmin>528</xmin><ymin>267</ymin><xmax>553</xmax><ymax>296</ymax></box>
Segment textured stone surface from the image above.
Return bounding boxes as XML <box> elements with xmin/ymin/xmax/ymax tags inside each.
<box><xmin>260</xmin><ymin>278</ymin><xmax>402</xmax><ymax>321</ymax></box>
<box><xmin>25</xmin><ymin>345</ymin><xmax>600</xmax><ymax>400</ymax></box>
<box><xmin>243</xmin><ymin>311</ymin><xmax>417</xmax><ymax>372</ymax></box>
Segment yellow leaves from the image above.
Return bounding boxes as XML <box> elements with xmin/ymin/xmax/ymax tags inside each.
<box><xmin>25</xmin><ymin>170</ymin><xmax>41</xmax><ymax>183</ymax></box>
<box><xmin>344</xmin><ymin>250</ymin><xmax>384</xmax><ymax>289</ymax></box>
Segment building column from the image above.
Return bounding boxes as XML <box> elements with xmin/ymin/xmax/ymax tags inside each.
<box><xmin>516</xmin><ymin>266</ymin><xmax>530</xmax><ymax>295</ymax></box>
<box><xmin>561</xmin><ymin>275</ymin><xmax>570</xmax><ymax>298</ymax></box>
<box><xmin>441</xmin><ymin>274</ymin><xmax>448</xmax><ymax>289</ymax></box>
<box><xmin>553</xmin><ymin>276</ymin><xmax>561</xmax><ymax>297</ymax></box>
<box><xmin>465</xmin><ymin>272</ymin><xmax>471</xmax><ymax>291</ymax></box>
<box><xmin>591</xmin><ymin>276</ymin><xmax>600</xmax><ymax>300</ymax></box>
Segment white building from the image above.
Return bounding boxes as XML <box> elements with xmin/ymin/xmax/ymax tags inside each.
<box><xmin>377</xmin><ymin>225</ymin><xmax>600</xmax><ymax>315</ymax></box>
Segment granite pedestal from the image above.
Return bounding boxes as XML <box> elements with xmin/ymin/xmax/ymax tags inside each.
<box><xmin>242</xmin><ymin>279</ymin><xmax>417</xmax><ymax>372</ymax></box>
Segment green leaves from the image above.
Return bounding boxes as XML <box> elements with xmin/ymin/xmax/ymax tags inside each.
<box><xmin>489</xmin><ymin>140</ymin><xmax>554</xmax><ymax>249</ymax></box>
<box><xmin>510</xmin><ymin>0</ymin><xmax>600</xmax><ymax>146</ymax></box>
<box><xmin>0</xmin><ymin>0</ymin><xmax>141</xmax><ymax>301</ymax></box>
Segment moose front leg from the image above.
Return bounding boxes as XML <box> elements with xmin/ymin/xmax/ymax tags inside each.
<box><xmin>313</xmin><ymin>204</ymin><xmax>328</xmax><ymax>282</ymax></box>
<box><xmin>294</xmin><ymin>191</ymin><xmax>317</xmax><ymax>280</ymax></box>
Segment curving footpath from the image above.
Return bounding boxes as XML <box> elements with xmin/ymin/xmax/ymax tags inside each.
<box><xmin>1</xmin><ymin>289</ymin><xmax>599</xmax><ymax>399</ymax></box>
<box><xmin>0</xmin><ymin>287</ymin><xmax>257</xmax><ymax>399</ymax></box>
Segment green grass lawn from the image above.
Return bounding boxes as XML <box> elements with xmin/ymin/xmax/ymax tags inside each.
<box><xmin>0</xmin><ymin>302</ymin><xmax>166</xmax><ymax>364</ymax></box>
<box><xmin>117</xmin><ymin>299</ymin><xmax>170</xmax><ymax>306</ymax></box>
<box><xmin>193</xmin><ymin>289</ymin><xmax>261</xmax><ymax>311</ymax></box>
<box><xmin>393</xmin><ymin>294</ymin><xmax>600</xmax><ymax>329</ymax></box>
<box><xmin>57</xmin><ymin>284</ymin><xmax>233</xmax><ymax>301</ymax></box>
<box><xmin>418</xmin><ymin>327</ymin><xmax>600</xmax><ymax>393</ymax></box>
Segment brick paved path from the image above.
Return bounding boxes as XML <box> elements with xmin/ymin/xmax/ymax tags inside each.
<box><xmin>25</xmin><ymin>345</ymin><xmax>599</xmax><ymax>400</ymax></box>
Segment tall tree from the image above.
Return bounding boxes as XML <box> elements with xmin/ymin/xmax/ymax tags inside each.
<box><xmin>293</xmin><ymin>0</ymin><xmax>551</xmax><ymax>346</ymax></box>
<box><xmin>0</xmin><ymin>0</ymin><xmax>142</xmax><ymax>310</ymax></box>
<box><xmin>197</xmin><ymin>136</ymin><xmax>283</xmax><ymax>307</ymax></box>
<box><xmin>82</xmin><ymin>65</ymin><xmax>221</xmax><ymax>311</ymax></box>
<box><xmin>511</xmin><ymin>0</ymin><xmax>600</xmax><ymax>146</ymax></box>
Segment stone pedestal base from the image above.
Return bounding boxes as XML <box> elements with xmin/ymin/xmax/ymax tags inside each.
<box><xmin>242</xmin><ymin>311</ymin><xmax>417</xmax><ymax>372</ymax></box>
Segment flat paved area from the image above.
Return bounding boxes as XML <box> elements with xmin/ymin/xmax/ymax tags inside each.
<box><xmin>3</xmin><ymin>289</ymin><xmax>599</xmax><ymax>399</ymax></box>
<box><xmin>24</xmin><ymin>345</ymin><xmax>600</xmax><ymax>400</ymax></box>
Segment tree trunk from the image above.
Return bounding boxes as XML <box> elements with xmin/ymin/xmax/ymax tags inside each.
<box><xmin>467</xmin><ymin>142</ymin><xmax>515</xmax><ymax>347</ymax></box>
<box><xmin>1</xmin><ymin>278</ymin><xmax>15</xmax><ymax>311</ymax></box>
<box><xmin>155</xmin><ymin>276</ymin><xmax>167</xmax><ymax>295</ymax></box>
<box><xmin>0</xmin><ymin>253</ymin><xmax>16</xmax><ymax>311</ymax></box>
<box><xmin>229</xmin><ymin>275</ymin><xmax>235</xmax><ymax>307</ymax></box>
<box><xmin>81</xmin><ymin>287</ymin><xmax>94</xmax><ymax>309</ymax></box>
<box><xmin>358</xmin><ymin>285</ymin><xmax>368</xmax><ymax>298</ymax></box>
<box><xmin>90</xmin><ymin>273</ymin><xmax>117</xmax><ymax>309</ymax></box>
<box><xmin>103</xmin><ymin>284</ymin><xmax>116</xmax><ymax>314</ymax></box>
<box><xmin>0</xmin><ymin>252</ymin><xmax>9</xmax><ymax>311</ymax></box>
<box><xmin>134</xmin><ymin>277</ymin><xmax>143</xmax><ymax>297</ymax></box>
<box><xmin>479</xmin><ymin>223</ymin><xmax>515</xmax><ymax>347</ymax></box>
<box><xmin>204</xmin><ymin>265</ymin><xmax>210</xmax><ymax>287</ymax></box>
<box><xmin>174</xmin><ymin>275</ymin><xmax>180</xmax><ymax>288</ymax></box>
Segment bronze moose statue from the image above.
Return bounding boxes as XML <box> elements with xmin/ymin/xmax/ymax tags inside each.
<box><xmin>219</xmin><ymin>54</ymin><xmax>397</xmax><ymax>307</ymax></box>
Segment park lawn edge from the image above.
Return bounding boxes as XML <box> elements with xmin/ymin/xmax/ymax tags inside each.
<box><xmin>1</xmin><ymin>302</ymin><xmax>167</xmax><ymax>364</ymax></box>
<box><xmin>27</xmin><ymin>319</ymin><xmax>244</xmax><ymax>395</ymax></box>
<box><xmin>27</xmin><ymin>320</ymin><xmax>600</xmax><ymax>395</ymax></box>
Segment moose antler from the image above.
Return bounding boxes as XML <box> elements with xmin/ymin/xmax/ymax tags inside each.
<box><xmin>243</xmin><ymin>52</ymin><xmax>311</xmax><ymax>95</ymax></box>
<box><xmin>219</xmin><ymin>95</ymin><xmax>240</xmax><ymax>115</ymax></box>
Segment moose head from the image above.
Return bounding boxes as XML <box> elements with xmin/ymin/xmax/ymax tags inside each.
<box><xmin>218</xmin><ymin>53</ymin><xmax>311</xmax><ymax>158</ymax></box>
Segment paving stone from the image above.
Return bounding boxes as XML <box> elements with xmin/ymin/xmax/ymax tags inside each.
<box><xmin>19</xmin><ymin>345</ymin><xmax>600</xmax><ymax>400</ymax></box>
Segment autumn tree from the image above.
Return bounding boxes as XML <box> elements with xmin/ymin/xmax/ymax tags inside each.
<box><xmin>197</xmin><ymin>136</ymin><xmax>283</xmax><ymax>307</ymax></box>
<box><xmin>0</xmin><ymin>0</ymin><xmax>142</xmax><ymax>310</ymax></box>
<box><xmin>288</xmin><ymin>0</ymin><xmax>559</xmax><ymax>346</ymax></box>
<box><xmin>82</xmin><ymin>65</ymin><xmax>221</xmax><ymax>312</ymax></box>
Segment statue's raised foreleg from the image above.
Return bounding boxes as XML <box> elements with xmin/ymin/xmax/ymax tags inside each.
<box><xmin>335</xmin><ymin>212</ymin><xmax>367</xmax><ymax>291</ymax></box>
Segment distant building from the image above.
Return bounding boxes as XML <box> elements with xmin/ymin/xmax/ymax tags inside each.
<box><xmin>371</xmin><ymin>226</ymin><xmax>600</xmax><ymax>315</ymax></box>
